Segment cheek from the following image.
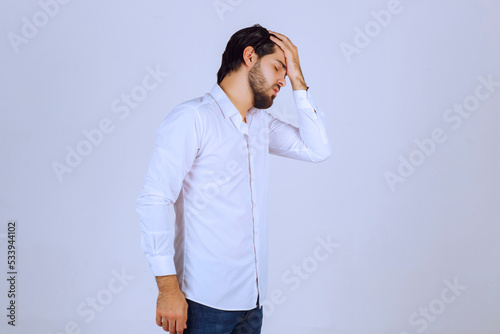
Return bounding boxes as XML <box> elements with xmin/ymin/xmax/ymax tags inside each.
<box><xmin>257</xmin><ymin>63</ymin><xmax>270</xmax><ymax>76</ymax></box>
<box><xmin>261</xmin><ymin>67</ymin><xmax>275</xmax><ymax>84</ymax></box>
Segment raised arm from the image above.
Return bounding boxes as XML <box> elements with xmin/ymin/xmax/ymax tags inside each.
<box><xmin>267</xmin><ymin>88</ymin><xmax>332</xmax><ymax>162</ymax></box>
<box><xmin>266</xmin><ymin>30</ymin><xmax>332</xmax><ymax>162</ymax></box>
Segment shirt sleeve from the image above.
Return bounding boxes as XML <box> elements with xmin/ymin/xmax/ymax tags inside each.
<box><xmin>267</xmin><ymin>88</ymin><xmax>332</xmax><ymax>162</ymax></box>
<box><xmin>135</xmin><ymin>104</ymin><xmax>201</xmax><ymax>276</ymax></box>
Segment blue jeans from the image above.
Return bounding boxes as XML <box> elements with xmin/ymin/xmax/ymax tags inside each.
<box><xmin>183</xmin><ymin>298</ymin><xmax>263</xmax><ymax>334</ymax></box>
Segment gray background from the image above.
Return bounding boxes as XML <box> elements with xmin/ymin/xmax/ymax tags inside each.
<box><xmin>1</xmin><ymin>0</ymin><xmax>499</xmax><ymax>333</ymax></box>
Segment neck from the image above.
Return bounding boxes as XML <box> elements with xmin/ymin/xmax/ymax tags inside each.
<box><xmin>219</xmin><ymin>73</ymin><xmax>253</xmax><ymax>122</ymax></box>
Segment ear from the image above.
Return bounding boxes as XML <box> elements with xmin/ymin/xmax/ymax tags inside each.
<box><xmin>242</xmin><ymin>46</ymin><xmax>257</xmax><ymax>67</ymax></box>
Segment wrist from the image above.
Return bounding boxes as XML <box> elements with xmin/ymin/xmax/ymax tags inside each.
<box><xmin>291</xmin><ymin>76</ymin><xmax>308</xmax><ymax>91</ymax></box>
<box><xmin>156</xmin><ymin>275</ymin><xmax>180</xmax><ymax>292</ymax></box>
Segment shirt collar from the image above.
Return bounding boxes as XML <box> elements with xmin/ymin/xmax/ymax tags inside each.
<box><xmin>209</xmin><ymin>83</ymin><xmax>259</xmax><ymax>118</ymax></box>
<box><xmin>210</xmin><ymin>83</ymin><xmax>259</xmax><ymax>135</ymax></box>
<box><xmin>210</xmin><ymin>83</ymin><xmax>240</xmax><ymax>119</ymax></box>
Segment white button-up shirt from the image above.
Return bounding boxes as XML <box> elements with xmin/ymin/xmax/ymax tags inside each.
<box><xmin>135</xmin><ymin>83</ymin><xmax>331</xmax><ymax>310</ymax></box>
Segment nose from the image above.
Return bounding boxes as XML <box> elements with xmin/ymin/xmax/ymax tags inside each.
<box><xmin>277</xmin><ymin>77</ymin><xmax>286</xmax><ymax>88</ymax></box>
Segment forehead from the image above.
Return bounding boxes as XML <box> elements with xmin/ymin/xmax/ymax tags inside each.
<box><xmin>262</xmin><ymin>45</ymin><xmax>285</xmax><ymax>64</ymax></box>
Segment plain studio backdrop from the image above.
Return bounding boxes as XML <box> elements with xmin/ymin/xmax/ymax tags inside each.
<box><xmin>1</xmin><ymin>0</ymin><xmax>499</xmax><ymax>333</ymax></box>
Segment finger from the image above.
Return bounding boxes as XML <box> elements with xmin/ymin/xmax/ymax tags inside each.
<box><xmin>269</xmin><ymin>34</ymin><xmax>294</xmax><ymax>54</ymax></box>
<box><xmin>268</xmin><ymin>30</ymin><xmax>296</xmax><ymax>52</ymax></box>
<box><xmin>176</xmin><ymin>320</ymin><xmax>185</xmax><ymax>333</ymax></box>
<box><xmin>268</xmin><ymin>30</ymin><xmax>290</xmax><ymax>42</ymax></box>
<box><xmin>163</xmin><ymin>319</ymin><xmax>172</xmax><ymax>332</ymax></box>
<box><xmin>268</xmin><ymin>31</ymin><xmax>283</xmax><ymax>42</ymax></box>
<box><xmin>269</xmin><ymin>34</ymin><xmax>282</xmax><ymax>44</ymax></box>
<box><xmin>269</xmin><ymin>35</ymin><xmax>286</xmax><ymax>51</ymax></box>
<box><xmin>268</xmin><ymin>34</ymin><xmax>279</xmax><ymax>42</ymax></box>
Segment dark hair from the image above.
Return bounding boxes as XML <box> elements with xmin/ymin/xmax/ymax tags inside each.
<box><xmin>217</xmin><ymin>24</ymin><xmax>277</xmax><ymax>84</ymax></box>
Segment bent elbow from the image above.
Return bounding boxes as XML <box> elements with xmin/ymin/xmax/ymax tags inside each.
<box><xmin>308</xmin><ymin>147</ymin><xmax>332</xmax><ymax>163</ymax></box>
<box><xmin>311</xmin><ymin>141</ymin><xmax>333</xmax><ymax>163</ymax></box>
<box><xmin>315</xmin><ymin>151</ymin><xmax>332</xmax><ymax>163</ymax></box>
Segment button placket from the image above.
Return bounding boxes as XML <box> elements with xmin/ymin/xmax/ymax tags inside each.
<box><xmin>245</xmin><ymin>125</ymin><xmax>260</xmax><ymax>301</ymax></box>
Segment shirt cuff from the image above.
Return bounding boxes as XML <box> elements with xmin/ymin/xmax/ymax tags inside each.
<box><xmin>293</xmin><ymin>88</ymin><xmax>318</xmax><ymax>121</ymax></box>
<box><xmin>146</xmin><ymin>255</ymin><xmax>177</xmax><ymax>277</ymax></box>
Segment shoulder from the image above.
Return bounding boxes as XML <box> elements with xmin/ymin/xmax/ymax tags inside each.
<box><xmin>156</xmin><ymin>93</ymin><xmax>219</xmax><ymax>148</ymax></box>
<box><xmin>154</xmin><ymin>98</ymin><xmax>202</xmax><ymax>144</ymax></box>
<box><xmin>168</xmin><ymin>93</ymin><xmax>221</xmax><ymax>122</ymax></box>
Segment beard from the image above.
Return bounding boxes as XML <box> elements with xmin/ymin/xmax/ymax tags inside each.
<box><xmin>248</xmin><ymin>59</ymin><xmax>275</xmax><ymax>109</ymax></box>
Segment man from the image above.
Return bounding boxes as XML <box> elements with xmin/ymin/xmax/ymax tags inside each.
<box><xmin>135</xmin><ymin>24</ymin><xmax>332</xmax><ymax>334</ymax></box>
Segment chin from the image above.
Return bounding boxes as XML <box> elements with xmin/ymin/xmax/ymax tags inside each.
<box><xmin>254</xmin><ymin>93</ymin><xmax>274</xmax><ymax>109</ymax></box>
